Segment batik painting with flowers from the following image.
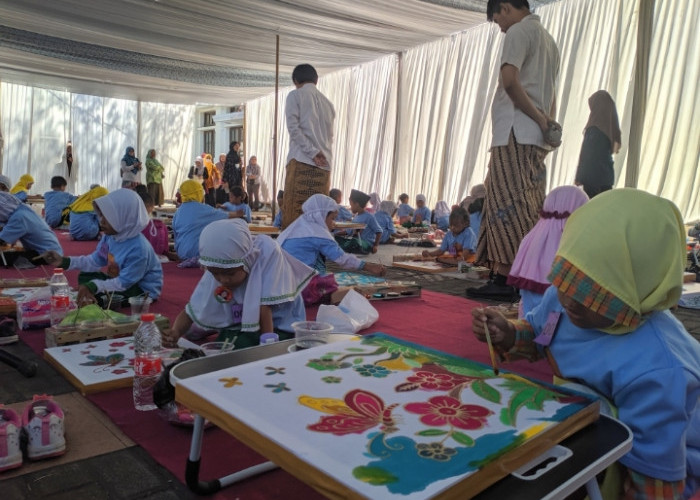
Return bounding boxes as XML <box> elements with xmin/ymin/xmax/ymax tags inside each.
<box><xmin>177</xmin><ymin>333</ymin><xmax>597</xmax><ymax>499</ymax></box>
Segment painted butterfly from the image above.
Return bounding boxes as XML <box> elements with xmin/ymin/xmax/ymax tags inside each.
<box><xmin>79</xmin><ymin>353</ymin><xmax>125</xmax><ymax>366</ymax></box>
<box><xmin>299</xmin><ymin>389</ymin><xmax>398</xmax><ymax>436</ymax></box>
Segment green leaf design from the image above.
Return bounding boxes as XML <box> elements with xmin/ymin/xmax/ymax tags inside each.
<box><xmin>324</xmin><ymin>352</ymin><xmax>342</xmax><ymax>356</ymax></box>
<box><xmin>352</xmin><ymin>466</ymin><xmax>398</xmax><ymax>485</ymax></box>
<box><xmin>500</xmin><ymin>385</ymin><xmax>558</xmax><ymax>426</ymax></box>
<box><xmin>345</xmin><ymin>347</ymin><xmax>368</xmax><ymax>352</ymax></box>
<box><xmin>472</xmin><ymin>379</ymin><xmax>501</xmax><ymax>404</ymax></box>
<box><xmin>441</xmin><ymin>363</ymin><xmax>489</xmax><ymax>378</ymax></box>
<box><xmin>416</xmin><ymin>429</ymin><xmax>448</xmax><ymax>436</ymax></box>
<box><xmin>403</xmin><ymin>358</ymin><xmax>423</xmax><ymax>368</ymax></box>
<box><xmin>451</xmin><ymin>431</ymin><xmax>475</xmax><ymax>447</ymax></box>
<box><xmin>353</xmin><ymin>358</ymin><xmax>364</xmax><ymax>364</ymax></box>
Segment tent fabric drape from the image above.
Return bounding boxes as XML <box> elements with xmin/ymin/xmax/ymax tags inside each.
<box><xmin>0</xmin><ymin>84</ymin><xmax>194</xmax><ymax>197</ymax></box>
<box><xmin>246</xmin><ymin>0</ymin><xmax>699</xmax><ymax>221</ymax></box>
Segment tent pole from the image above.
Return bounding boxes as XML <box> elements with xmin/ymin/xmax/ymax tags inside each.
<box><xmin>272</xmin><ymin>34</ymin><xmax>280</xmax><ymax>218</ymax></box>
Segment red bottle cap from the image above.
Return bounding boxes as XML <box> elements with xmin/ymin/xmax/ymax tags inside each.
<box><xmin>140</xmin><ymin>313</ymin><xmax>156</xmax><ymax>322</ymax></box>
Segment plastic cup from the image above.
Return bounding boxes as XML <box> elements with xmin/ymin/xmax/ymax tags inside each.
<box><xmin>106</xmin><ymin>294</ymin><xmax>124</xmax><ymax>311</ymax></box>
<box><xmin>200</xmin><ymin>341</ymin><xmax>236</xmax><ymax>356</ymax></box>
<box><xmin>292</xmin><ymin>321</ymin><xmax>334</xmax><ymax>349</ymax></box>
<box><xmin>128</xmin><ymin>296</ymin><xmax>152</xmax><ymax>317</ymax></box>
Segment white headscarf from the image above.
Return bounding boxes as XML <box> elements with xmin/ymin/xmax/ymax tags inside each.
<box><xmin>0</xmin><ymin>175</ymin><xmax>12</xmax><ymax>191</ymax></box>
<box><xmin>195</xmin><ymin>219</ymin><xmax>315</xmax><ymax>331</ymax></box>
<box><xmin>277</xmin><ymin>194</ymin><xmax>338</xmax><ymax>246</ymax></box>
<box><xmin>369</xmin><ymin>192</ymin><xmax>381</xmax><ymax>209</ymax></box>
<box><xmin>416</xmin><ymin>194</ymin><xmax>426</xmax><ymax>203</ymax></box>
<box><xmin>0</xmin><ymin>191</ymin><xmax>21</xmax><ymax>222</ymax></box>
<box><xmin>434</xmin><ymin>201</ymin><xmax>451</xmax><ymax>219</ymax></box>
<box><xmin>93</xmin><ymin>188</ymin><xmax>150</xmax><ymax>242</ymax></box>
<box><xmin>378</xmin><ymin>200</ymin><xmax>397</xmax><ymax>215</ymax></box>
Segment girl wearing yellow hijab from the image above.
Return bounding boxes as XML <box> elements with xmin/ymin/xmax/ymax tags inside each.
<box><xmin>472</xmin><ymin>189</ymin><xmax>700</xmax><ymax>499</ymax></box>
<box><xmin>67</xmin><ymin>185</ymin><xmax>109</xmax><ymax>240</ymax></box>
<box><xmin>10</xmin><ymin>174</ymin><xmax>34</xmax><ymax>202</ymax></box>
<box><xmin>172</xmin><ymin>179</ymin><xmax>235</xmax><ymax>265</ymax></box>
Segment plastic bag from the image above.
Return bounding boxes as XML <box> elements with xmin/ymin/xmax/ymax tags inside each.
<box><xmin>316</xmin><ymin>289</ymin><xmax>379</xmax><ymax>334</ymax></box>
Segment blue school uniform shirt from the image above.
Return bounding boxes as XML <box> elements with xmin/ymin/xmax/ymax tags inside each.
<box><xmin>273</xmin><ymin>210</ymin><xmax>283</xmax><ymax>228</ymax></box>
<box><xmin>526</xmin><ymin>286</ymin><xmax>700</xmax><ymax>483</ymax></box>
<box><xmin>0</xmin><ymin>204</ymin><xmax>62</xmax><ymax>254</ymax></box>
<box><xmin>335</xmin><ymin>205</ymin><xmax>353</xmax><ymax>222</ymax></box>
<box><xmin>172</xmin><ymin>202</ymin><xmax>228</xmax><ymax>259</ymax></box>
<box><xmin>374</xmin><ymin>211</ymin><xmax>396</xmax><ymax>243</ymax></box>
<box><xmin>397</xmin><ymin>203</ymin><xmax>413</xmax><ymax>218</ymax></box>
<box><xmin>439</xmin><ymin>227</ymin><xmax>476</xmax><ymax>253</ymax></box>
<box><xmin>352</xmin><ymin>212</ymin><xmax>382</xmax><ymax>246</ymax></box>
<box><xmin>70</xmin><ymin>234</ymin><xmax>163</xmax><ymax>298</ymax></box>
<box><xmin>221</xmin><ymin>202</ymin><xmax>252</xmax><ymax>223</ymax></box>
<box><xmin>43</xmin><ymin>191</ymin><xmax>77</xmax><ymax>228</ymax></box>
<box><xmin>13</xmin><ymin>191</ymin><xmax>28</xmax><ymax>203</ymax></box>
<box><xmin>281</xmin><ymin>237</ymin><xmax>363</xmax><ymax>275</ymax></box>
<box><xmin>470</xmin><ymin>211</ymin><xmax>482</xmax><ymax>238</ymax></box>
<box><xmin>69</xmin><ymin>211</ymin><xmax>100</xmax><ymax>240</ymax></box>
<box><xmin>435</xmin><ymin>215</ymin><xmax>449</xmax><ymax>231</ymax></box>
<box><xmin>412</xmin><ymin>206</ymin><xmax>431</xmax><ymax>225</ymax></box>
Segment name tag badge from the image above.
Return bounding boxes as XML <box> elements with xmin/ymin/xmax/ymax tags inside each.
<box><xmin>231</xmin><ymin>303</ymin><xmax>243</xmax><ymax>324</ymax></box>
<box><xmin>534</xmin><ymin>311</ymin><xmax>561</xmax><ymax>346</ymax></box>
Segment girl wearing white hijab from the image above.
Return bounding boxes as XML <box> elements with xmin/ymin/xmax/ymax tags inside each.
<box><xmin>278</xmin><ymin>194</ymin><xmax>385</xmax><ymax>304</ymax></box>
<box><xmin>433</xmin><ymin>201</ymin><xmax>451</xmax><ymax>230</ymax></box>
<box><xmin>42</xmin><ymin>189</ymin><xmax>163</xmax><ymax>307</ymax></box>
<box><xmin>164</xmin><ymin>219</ymin><xmax>316</xmax><ymax>349</ymax></box>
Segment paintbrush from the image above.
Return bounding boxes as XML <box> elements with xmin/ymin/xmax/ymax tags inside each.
<box><xmin>483</xmin><ymin>315</ymin><xmax>499</xmax><ymax>376</ymax></box>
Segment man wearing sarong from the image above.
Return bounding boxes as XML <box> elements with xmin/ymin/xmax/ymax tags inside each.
<box><xmin>282</xmin><ymin>64</ymin><xmax>335</xmax><ymax>229</ymax></box>
<box><xmin>468</xmin><ymin>0</ymin><xmax>561</xmax><ymax>301</ymax></box>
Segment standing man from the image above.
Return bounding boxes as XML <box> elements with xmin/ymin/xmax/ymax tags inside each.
<box><xmin>467</xmin><ymin>0</ymin><xmax>561</xmax><ymax>301</ymax></box>
<box><xmin>282</xmin><ymin>64</ymin><xmax>335</xmax><ymax>229</ymax></box>
<box><xmin>223</xmin><ymin>141</ymin><xmax>243</xmax><ymax>193</ymax></box>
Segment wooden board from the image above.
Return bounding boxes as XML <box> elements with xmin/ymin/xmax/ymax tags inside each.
<box><xmin>44</xmin><ymin>336</ymin><xmax>182</xmax><ymax>395</ymax></box>
<box><xmin>0</xmin><ymin>278</ymin><xmax>49</xmax><ymax>288</ymax></box>
<box><xmin>45</xmin><ymin>315</ymin><xmax>171</xmax><ymax>347</ymax></box>
<box><xmin>177</xmin><ymin>334</ymin><xmax>599</xmax><ymax>499</ymax></box>
<box><xmin>334</xmin><ymin>222</ymin><xmax>366</xmax><ymax>230</ymax></box>
<box><xmin>392</xmin><ymin>260</ymin><xmax>458</xmax><ymax>273</ymax></box>
<box><xmin>248</xmin><ymin>224</ymin><xmax>280</xmax><ymax>234</ymax></box>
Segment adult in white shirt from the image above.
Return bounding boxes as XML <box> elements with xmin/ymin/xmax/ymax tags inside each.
<box><xmin>468</xmin><ymin>0</ymin><xmax>560</xmax><ymax>302</ymax></box>
<box><xmin>282</xmin><ymin>64</ymin><xmax>335</xmax><ymax>229</ymax></box>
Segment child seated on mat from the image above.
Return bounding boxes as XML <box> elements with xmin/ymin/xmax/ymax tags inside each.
<box><xmin>67</xmin><ymin>185</ymin><xmax>108</xmax><ymax>241</ymax></box>
<box><xmin>412</xmin><ymin>194</ymin><xmax>431</xmax><ymax>226</ymax></box>
<box><xmin>0</xmin><ymin>175</ymin><xmax>11</xmax><ymax>192</ymax></box>
<box><xmin>422</xmin><ymin>207</ymin><xmax>476</xmax><ymax>259</ymax></box>
<box><xmin>172</xmin><ymin>180</ymin><xmax>235</xmax><ymax>265</ymax></box>
<box><xmin>471</xmin><ymin>189</ymin><xmax>700</xmax><ymax>500</ymax></box>
<box><xmin>461</xmin><ymin>184</ymin><xmax>486</xmax><ymax>238</ymax></box>
<box><xmin>10</xmin><ymin>174</ymin><xmax>34</xmax><ymax>203</ymax></box>
<box><xmin>41</xmin><ymin>189</ymin><xmax>163</xmax><ymax>308</ymax></box>
<box><xmin>336</xmin><ymin>189</ymin><xmax>382</xmax><ymax>254</ymax></box>
<box><xmin>273</xmin><ymin>190</ymin><xmax>284</xmax><ymax>228</ymax></box>
<box><xmin>329</xmin><ymin>188</ymin><xmax>353</xmax><ymax>222</ymax></box>
<box><xmin>278</xmin><ymin>194</ymin><xmax>385</xmax><ymax>304</ymax></box>
<box><xmin>375</xmin><ymin>200</ymin><xmax>407</xmax><ymax>243</ymax></box>
<box><xmin>507</xmin><ymin>186</ymin><xmax>588</xmax><ymax>317</ymax></box>
<box><xmin>163</xmin><ymin>219</ymin><xmax>315</xmax><ymax>349</ymax></box>
<box><xmin>367</xmin><ymin>192</ymin><xmax>381</xmax><ymax>214</ymax></box>
<box><xmin>396</xmin><ymin>193</ymin><xmax>414</xmax><ymax>224</ymax></box>
<box><xmin>0</xmin><ymin>191</ymin><xmax>62</xmax><ymax>258</ymax></box>
<box><xmin>217</xmin><ymin>185</ymin><xmax>252</xmax><ymax>223</ymax></box>
<box><xmin>43</xmin><ymin>176</ymin><xmax>77</xmax><ymax>228</ymax></box>
<box><xmin>433</xmin><ymin>200</ymin><xmax>451</xmax><ymax>231</ymax></box>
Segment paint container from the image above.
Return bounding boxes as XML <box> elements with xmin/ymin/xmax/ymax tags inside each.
<box><xmin>200</xmin><ymin>341</ymin><xmax>236</xmax><ymax>356</ymax></box>
<box><xmin>292</xmin><ymin>321</ymin><xmax>333</xmax><ymax>350</ymax></box>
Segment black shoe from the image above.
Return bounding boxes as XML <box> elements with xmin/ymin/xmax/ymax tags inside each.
<box><xmin>466</xmin><ymin>281</ymin><xmax>519</xmax><ymax>302</ymax></box>
<box><xmin>0</xmin><ymin>317</ymin><xmax>18</xmax><ymax>345</ymax></box>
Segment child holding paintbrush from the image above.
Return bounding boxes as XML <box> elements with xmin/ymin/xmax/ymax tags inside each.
<box><xmin>0</xmin><ymin>191</ymin><xmax>62</xmax><ymax>263</ymax></box>
<box><xmin>471</xmin><ymin>189</ymin><xmax>700</xmax><ymax>499</ymax></box>
<box><xmin>40</xmin><ymin>189</ymin><xmax>162</xmax><ymax>307</ymax></box>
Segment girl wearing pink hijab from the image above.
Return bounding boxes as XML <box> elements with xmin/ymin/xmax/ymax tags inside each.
<box><xmin>507</xmin><ymin>186</ymin><xmax>589</xmax><ymax>316</ymax></box>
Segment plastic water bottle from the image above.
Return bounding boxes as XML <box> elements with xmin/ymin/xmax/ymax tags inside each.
<box><xmin>133</xmin><ymin>313</ymin><xmax>162</xmax><ymax>411</ymax></box>
<box><xmin>49</xmin><ymin>268</ymin><xmax>70</xmax><ymax>327</ymax></box>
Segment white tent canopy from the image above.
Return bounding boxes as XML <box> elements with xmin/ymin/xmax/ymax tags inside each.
<box><xmin>0</xmin><ymin>0</ymin><xmax>698</xmax><ymax>220</ymax></box>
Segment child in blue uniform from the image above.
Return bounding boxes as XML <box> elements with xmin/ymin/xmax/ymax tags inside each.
<box><xmin>471</xmin><ymin>189</ymin><xmax>700</xmax><ymax>499</ymax></box>
<box><xmin>0</xmin><ymin>191</ymin><xmax>62</xmax><ymax>257</ymax></box>
<box><xmin>375</xmin><ymin>200</ymin><xmax>406</xmax><ymax>244</ymax></box>
<box><xmin>336</xmin><ymin>189</ymin><xmax>382</xmax><ymax>254</ymax></box>
<box><xmin>272</xmin><ymin>190</ymin><xmax>284</xmax><ymax>228</ymax></box>
<box><xmin>396</xmin><ymin>193</ymin><xmax>413</xmax><ymax>224</ymax></box>
<box><xmin>217</xmin><ymin>185</ymin><xmax>252</xmax><ymax>223</ymax></box>
<box><xmin>163</xmin><ymin>219</ymin><xmax>315</xmax><ymax>349</ymax></box>
<box><xmin>433</xmin><ymin>201</ymin><xmax>451</xmax><ymax>231</ymax></box>
<box><xmin>10</xmin><ymin>174</ymin><xmax>34</xmax><ymax>202</ymax></box>
<box><xmin>172</xmin><ymin>180</ymin><xmax>233</xmax><ymax>263</ymax></box>
<box><xmin>412</xmin><ymin>194</ymin><xmax>431</xmax><ymax>226</ymax></box>
<box><xmin>329</xmin><ymin>188</ymin><xmax>353</xmax><ymax>222</ymax></box>
<box><xmin>422</xmin><ymin>207</ymin><xmax>476</xmax><ymax>259</ymax></box>
<box><xmin>44</xmin><ymin>176</ymin><xmax>77</xmax><ymax>228</ymax></box>
<box><xmin>68</xmin><ymin>185</ymin><xmax>108</xmax><ymax>240</ymax></box>
<box><xmin>42</xmin><ymin>189</ymin><xmax>163</xmax><ymax>307</ymax></box>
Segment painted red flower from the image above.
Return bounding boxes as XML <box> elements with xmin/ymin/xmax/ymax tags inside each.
<box><xmin>110</xmin><ymin>341</ymin><xmax>127</xmax><ymax>347</ymax></box>
<box><xmin>112</xmin><ymin>369</ymin><xmax>128</xmax><ymax>375</ymax></box>
<box><xmin>405</xmin><ymin>395</ymin><xmax>492</xmax><ymax>430</ymax></box>
<box><xmin>404</xmin><ymin>364</ymin><xmax>471</xmax><ymax>391</ymax></box>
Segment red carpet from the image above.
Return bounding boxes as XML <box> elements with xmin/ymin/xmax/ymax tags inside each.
<box><xmin>9</xmin><ymin>231</ymin><xmax>553</xmax><ymax>499</ymax></box>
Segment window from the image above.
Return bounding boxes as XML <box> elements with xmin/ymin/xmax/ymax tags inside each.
<box><xmin>203</xmin><ymin>130</ymin><xmax>215</xmax><ymax>157</ymax></box>
<box><xmin>203</xmin><ymin>111</ymin><xmax>215</xmax><ymax>127</ymax></box>
<box><xmin>229</xmin><ymin>127</ymin><xmax>243</xmax><ymax>147</ymax></box>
